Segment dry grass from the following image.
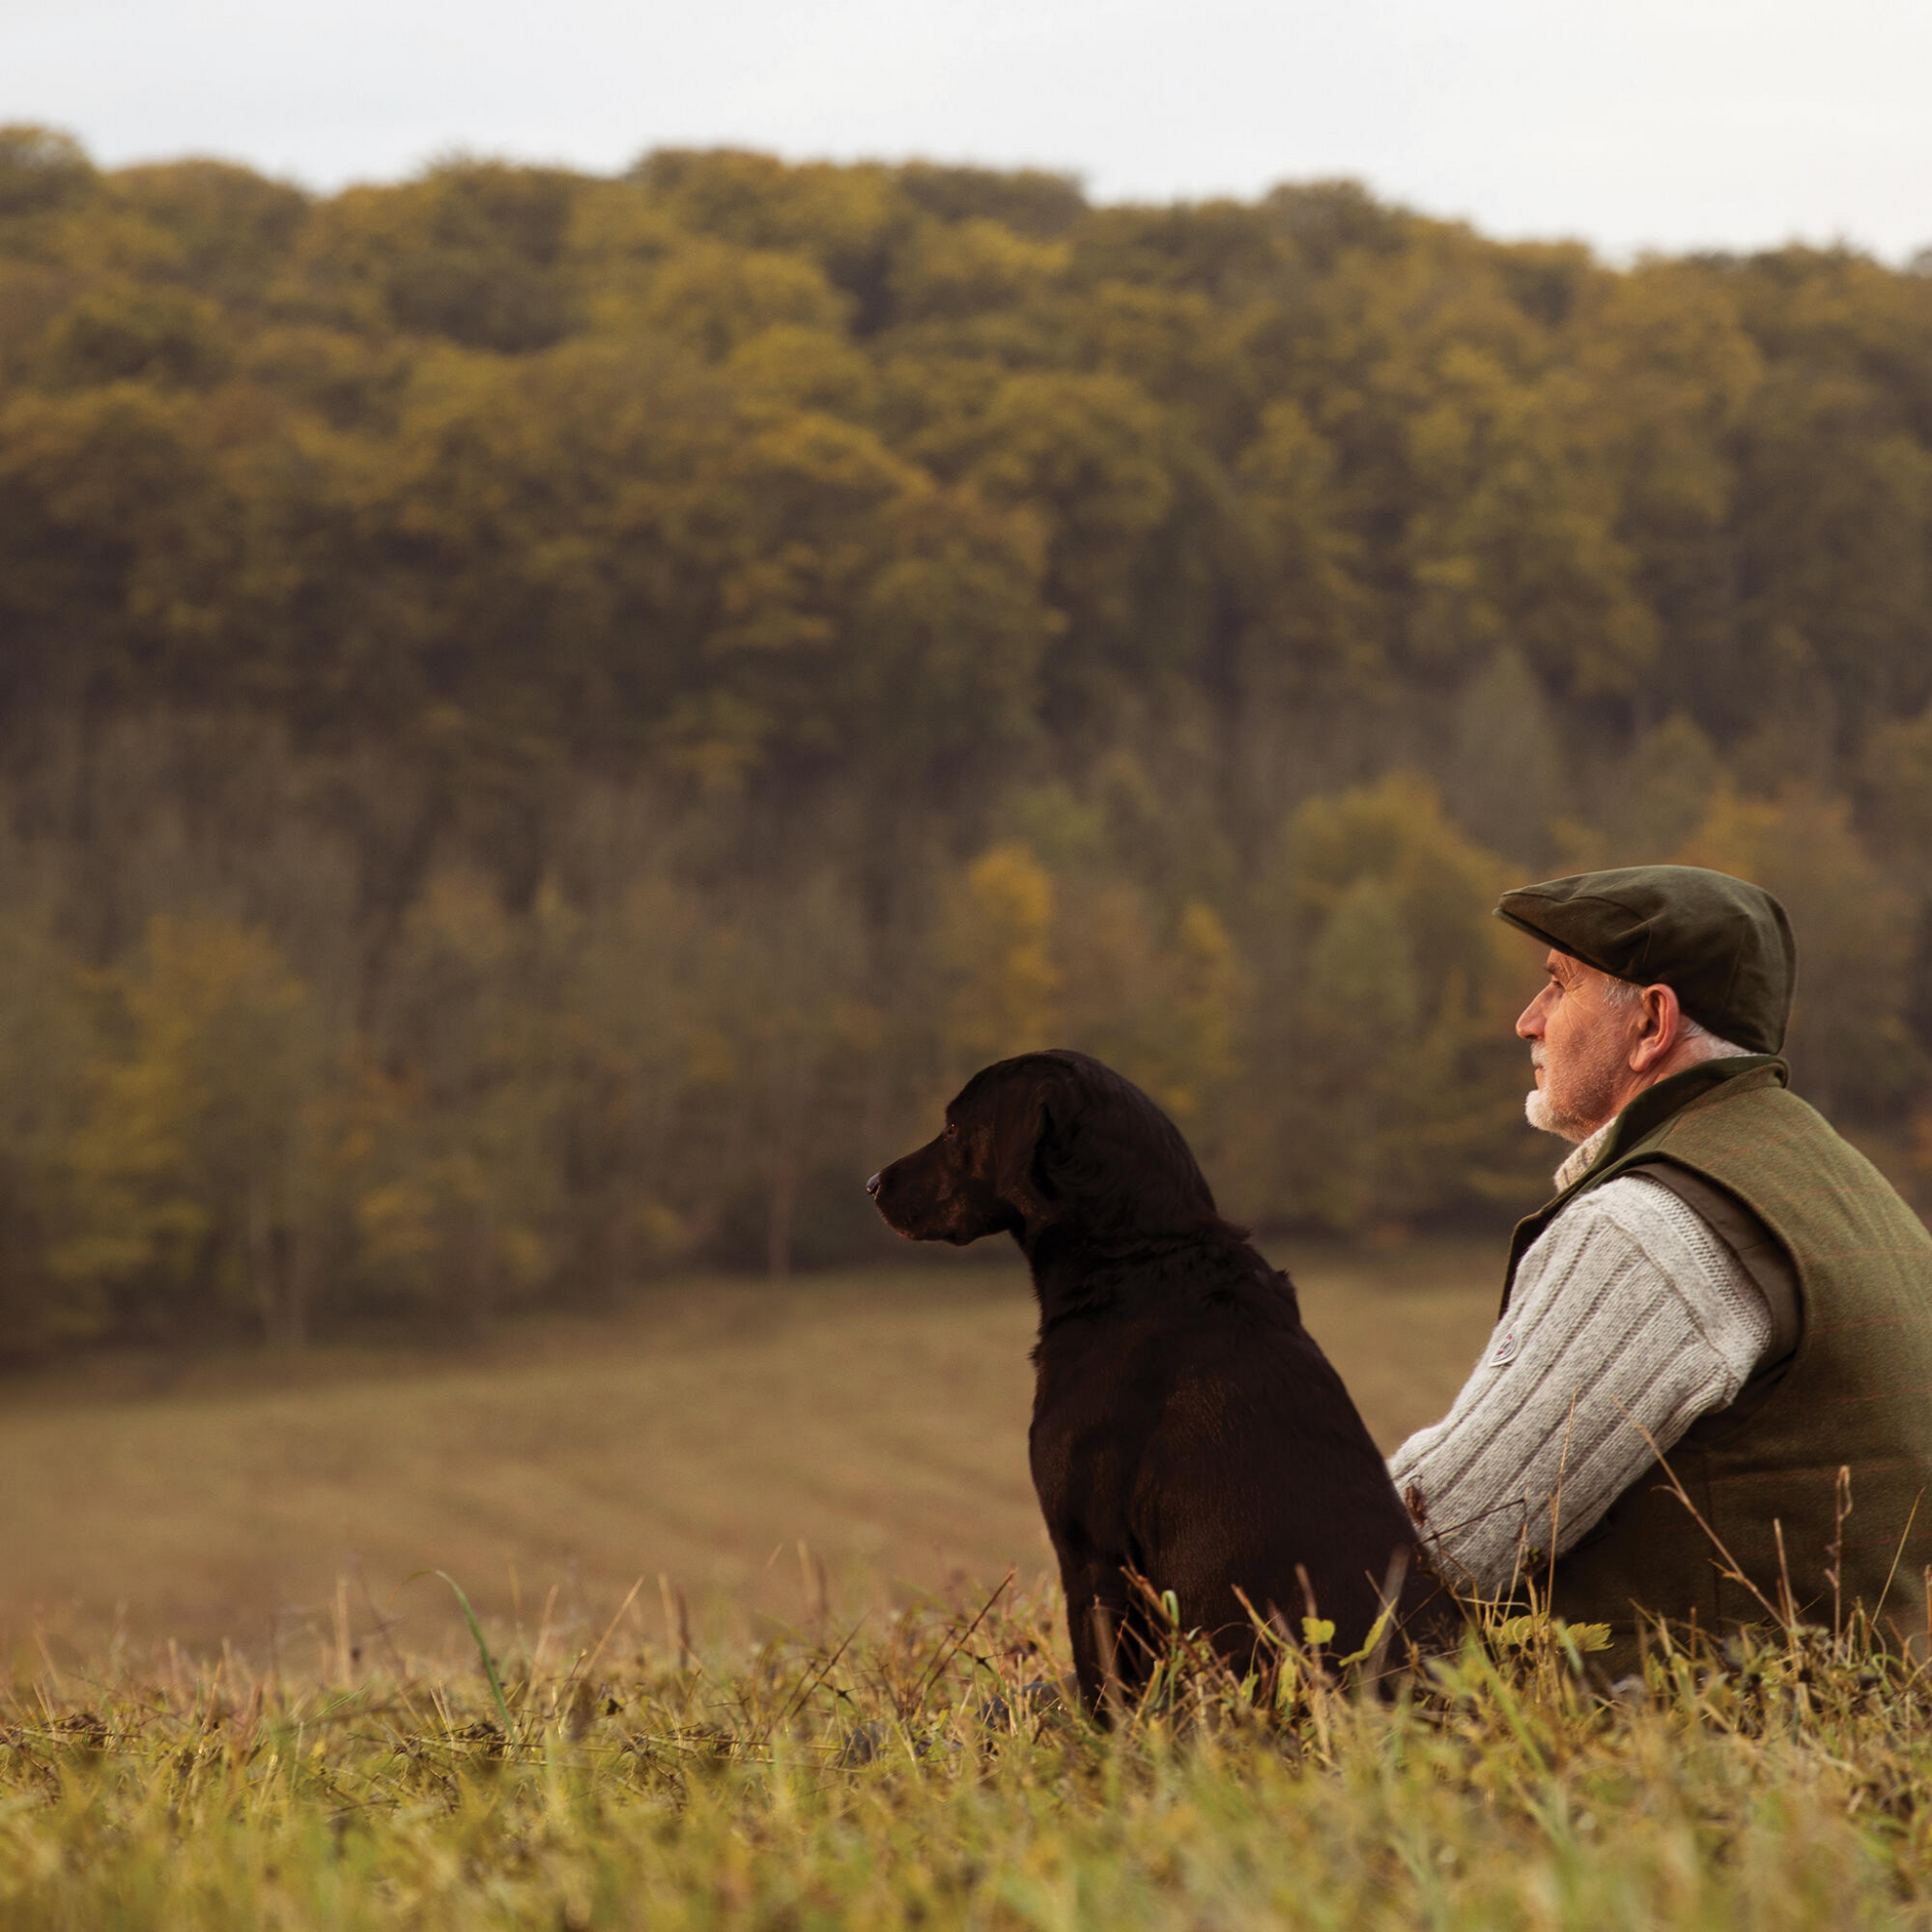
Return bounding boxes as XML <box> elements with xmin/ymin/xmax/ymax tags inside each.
<box><xmin>0</xmin><ymin>1239</ymin><xmax>1497</xmax><ymax>1665</ymax></box>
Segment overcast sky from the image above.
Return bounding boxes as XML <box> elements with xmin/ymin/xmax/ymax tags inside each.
<box><xmin>5</xmin><ymin>0</ymin><xmax>1929</xmax><ymax>262</ymax></box>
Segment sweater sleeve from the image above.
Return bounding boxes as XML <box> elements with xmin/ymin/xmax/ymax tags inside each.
<box><xmin>1387</xmin><ymin>1175</ymin><xmax>1776</xmax><ymax>1600</ymax></box>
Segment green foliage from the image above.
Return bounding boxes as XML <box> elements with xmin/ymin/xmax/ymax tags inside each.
<box><xmin>1861</xmin><ymin>700</ymin><xmax>1932</xmax><ymax>887</ymax></box>
<box><xmin>1</xmin><ymin>133</ymin><xmax>1930</xmax><ymax>1342</ymax></box>
<box><xmin>297</xmin><ymin>162</ymin><xmax>582</xmax><ymax>353</ymax></box>
<box><xmin>37</xmin><ymin>284</ymin><xmax>233</xmax><ymax>389</ymax></box>
<box><xmin>1676</xmin><ymin>786</ymin><xmax>1925</xmax><ymax>1118</ymax></box>
<box><xmin>940</xmin><ymin>842</ymin><xmax>1061</xmax><ymax>1067</ymax></box>
<box><xmin>0</xmin><ymin>125</ymin><xmax>94</xmax><ymax>217</ymax></box>
<box><xmin>1234</xmin><ymin>776</ymin><xmax>1536</xmax><ymax>1230</ymax></box>
<box><xmin>0</xmin><ymin>888</ymin><xmax>96</xmax><ymax>1350</ymax></box>
<box><xmin>56</xmin><ymin>917</ymin><xmax>322</xmax><ymax>1343</ymax></box>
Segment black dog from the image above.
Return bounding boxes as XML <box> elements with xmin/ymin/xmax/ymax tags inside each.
<box><xmin>867</xmin><ymin>1049</ymin><xmax>1445</xmax><ymax>1711</ymax></box>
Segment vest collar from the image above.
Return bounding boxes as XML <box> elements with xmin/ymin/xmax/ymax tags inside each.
<box><xmin>1565</xmin><ymin>1053</ymin><xmax>1788</xmax><ymax>1191</ymax></box>
<box><xmin>1501</xmin><ymin>1053</ymin><xmax>1788</xmax><ymax>1315</ymax></box>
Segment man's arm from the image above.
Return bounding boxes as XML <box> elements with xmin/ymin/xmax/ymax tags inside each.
<box><xmin>1389</xmin><ymin>1175</ymin><xmax>1775</xmax><ymax>1600</ymax></box>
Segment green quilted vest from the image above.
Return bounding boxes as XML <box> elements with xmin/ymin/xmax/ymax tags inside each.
<box><xmin>1501</xmin><ymin>1058</ymin><xmax>1932</xmax><ymax>1658</ymax></box>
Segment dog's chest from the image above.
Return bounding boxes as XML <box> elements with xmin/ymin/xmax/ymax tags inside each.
<box><xmin>1026</xmin><ymin>1329</ymin><xmax>1174</xmax><ymax>1528</ymax></box>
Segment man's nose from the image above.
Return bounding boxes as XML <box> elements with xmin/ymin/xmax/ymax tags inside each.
<box><xmin>866</xmin><ymin>1171</ymin><xmax>882</xmax><ymax>1197</ymax></box>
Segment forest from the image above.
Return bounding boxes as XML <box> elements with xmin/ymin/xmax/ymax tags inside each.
<box><xmin>1</xmin><ymin>123</ymin><xmax>1929</xmax><ymax>1353</ymax></box>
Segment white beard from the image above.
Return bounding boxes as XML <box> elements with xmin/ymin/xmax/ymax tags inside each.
<box><xmin>1524</xmin><ymin>1086</ymin><xmax>1566</xmax><ymax>1136</ymax></box>
<box><xmin>1524</xmin><ymin>1052</ymin><xmax>1619</xmax><ymax>1143</ymax></box>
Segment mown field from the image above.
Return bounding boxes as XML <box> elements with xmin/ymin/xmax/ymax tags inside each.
<box><xmin>14</xmin><ymin>1243</ymin><xmax>1932</xmax><ymax>1928</ymax></box>
<box><xmin>1</xmin><ymin>1243</ymin><xmax>1497</xmax><ymax>1662</ymax></box>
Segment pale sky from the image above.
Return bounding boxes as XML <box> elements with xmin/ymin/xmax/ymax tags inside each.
<box><xmin>5</xmin><ymin>0</ymin><xmax>1929</xmax><ymax>262</ymax></box>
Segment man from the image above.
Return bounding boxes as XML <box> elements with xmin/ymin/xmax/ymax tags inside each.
<box><xmin>1392</xmin><ymin>865</ymin><xmax>1932</xmax><ymax>1658</ymax></box>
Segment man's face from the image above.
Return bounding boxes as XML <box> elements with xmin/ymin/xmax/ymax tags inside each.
<box><xmin>1516</xmin><ymin>950</ymin><xmax>1642</xmax><ymax>1143</ymax></box>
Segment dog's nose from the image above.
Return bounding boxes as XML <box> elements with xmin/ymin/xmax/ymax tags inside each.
<box><xmin>865</xmin><ymin>1171</ymin><xmax>882</xmax><ymax>1197</ymax></box>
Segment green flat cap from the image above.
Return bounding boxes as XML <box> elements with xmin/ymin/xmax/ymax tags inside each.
<box><xmin>1494</xmin><ymin>865</ymin><xmax>1797</xmax><ymax>1054</ymax></box>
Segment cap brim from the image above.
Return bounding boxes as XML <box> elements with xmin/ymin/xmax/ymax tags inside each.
<box><xmin>1492</xmin><ymin>904</ymin><xmax>1620</xmax><ymax>980</ymax></box>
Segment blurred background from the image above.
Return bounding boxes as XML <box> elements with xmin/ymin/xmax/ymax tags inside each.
<box><xmin>1</xmin><ymin>0</ymin><xmax>1930</xmax><ymax>1668</ymax></box>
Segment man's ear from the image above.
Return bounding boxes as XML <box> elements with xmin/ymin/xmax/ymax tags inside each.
<box><xmin>1631</xmin><ymin>982</ymin><xmax>1684</xmax><ymax>1073</ymax></box>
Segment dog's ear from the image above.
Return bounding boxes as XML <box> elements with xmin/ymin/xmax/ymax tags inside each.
<box><xmin>1027</xmin><ymin>1086</ymin><xmax>1071</xmax><ymax>1203</ymax></box>
<box><xmin>991</xmin><ymin>1065</ymin><xmax>1076</xmax><ymax>1216</ymax></box>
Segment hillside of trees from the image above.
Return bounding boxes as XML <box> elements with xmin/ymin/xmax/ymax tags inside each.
<box><xmin>2</xmin><ymin>125</ymin><xmax>1930</xmax><ymax>1353</ymax></box>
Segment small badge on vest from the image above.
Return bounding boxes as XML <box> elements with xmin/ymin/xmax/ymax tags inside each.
<box><xmin>1489</xmin><ymin>1329</ymin><xmax>1519</xmax><ymax>1367</ymax></box>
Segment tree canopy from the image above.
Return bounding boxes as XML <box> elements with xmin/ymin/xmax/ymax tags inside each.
<box><xmin>2</xmin><ymin>128</ymin><xmax>1929</xmax><ymax>1351</ymax></box>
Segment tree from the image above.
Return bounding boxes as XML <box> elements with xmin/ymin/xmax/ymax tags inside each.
<box><xmin>940</xmin><ymin>842</ymin><xmax>1060</xmax><ymax>1073</ymax></box>
<box><xmin>2</xmin><ymin>139</ymin><xmax>1931</xmax><ymax>1345</ymax></box>
<box><xmin>1677</xmin><ymin>786</ymin><xmax>1920</xmax><ymax>1120</ymax></box>
<box><xmin>0</xmin><ymin>888</ymin><xmax>98</xmax><ymax>1355</ymax></box>
<box><xmin>57</xmin><ymin>916</ymin><xmax>324</xmax><ymax>1345</ymax></box>
<box><xmin>295</xmin><ymin>161</ymin><xmax>582</xmax><ymax>353</ymax></box>
<box><xmin>1239</xmin><ymin>774</ymin><xmax>1535</xmax><ymax>1231</ymax></box>
<box><xmin>0</xmin><ymin>125</ymin><xmax>95</xmax><ymax>218</ymax></box>
<box><xmin>1442</xmin><ymin>648</ymin><xmax>1564</xmax><ymax>867</ymax></box>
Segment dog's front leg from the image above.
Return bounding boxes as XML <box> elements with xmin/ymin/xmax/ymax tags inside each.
<box><xmin>1062</xmin><ymin>1560</ymin><xmax>1132</xmax><ymax>1721</ymax></box>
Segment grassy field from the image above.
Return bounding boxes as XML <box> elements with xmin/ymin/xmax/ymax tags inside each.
<box><xmin>2</xmin><ymin>1240</ymin><xmax>1499</xmax><ymax>1665</ymax></box>
<box><xmin>7</xmin><ymin>1574</ymin><xmax>1932</xmax><ymax>1927</ymax></box>
<box><xmin>11</xmin><ymin>1241</ymin><xmax>1932</xmax><ymax>1927</ymax></box>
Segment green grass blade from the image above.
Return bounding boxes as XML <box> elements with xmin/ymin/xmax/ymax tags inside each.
<box><xmin>411</xmin><ymin>1568</ymin><xmax>517</xmax><ymax>1744</ymax></box>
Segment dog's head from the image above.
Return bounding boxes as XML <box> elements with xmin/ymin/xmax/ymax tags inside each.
<box><xmin>867</xmin><ymin>1049</ymin><xmax>1228</xmax><ymax>1250</ymax></box>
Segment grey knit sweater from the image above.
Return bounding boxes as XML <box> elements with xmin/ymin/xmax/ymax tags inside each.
<box><xmin>1388</xmin><ymin>1136</ymin><xmax>1774</xmax><ymax>1600</ymax></box>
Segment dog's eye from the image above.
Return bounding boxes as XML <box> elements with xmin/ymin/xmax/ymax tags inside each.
<box><xmin>943</xmin><ymin>1122</ymin><xmax>959</xmax><ymax>1142</ymax></box>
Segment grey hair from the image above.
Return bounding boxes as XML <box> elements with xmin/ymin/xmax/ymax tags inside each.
<box><xmin>1600</xmin><ymin>972</ymin><xmax>1750</xmax><ymax>1057</ymax></box>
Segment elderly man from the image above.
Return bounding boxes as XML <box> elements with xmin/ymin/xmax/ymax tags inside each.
<box><xmin>1392</xmin><ymin>865</ymin><xmax>1932</xmax><ymax>1655</ymax></box>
